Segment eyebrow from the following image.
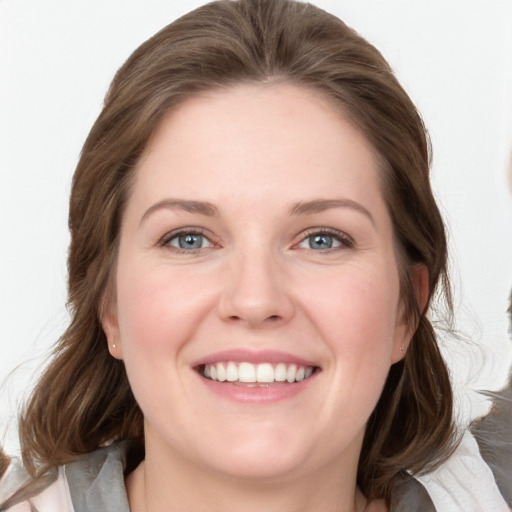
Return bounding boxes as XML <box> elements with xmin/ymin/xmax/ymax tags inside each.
<box><xmin>140</xmin><ymin>197</ymin><xmax>374</xmax><ymax>225</ymax></box>
<box><xmin>289</xmin><ymin>199</ymin><xmax>375</xmax><ymax>226</ymax></box>
<box><xmin>140</xmin><ymin>199</ymin><xmax>218</xmax><ymax>224</ymax></box>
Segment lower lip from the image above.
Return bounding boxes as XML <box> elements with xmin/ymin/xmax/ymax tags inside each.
<box><xmin>196</xmin><ymin>373</ymin><xmax>318</xmax><ymax>403</ymax></box>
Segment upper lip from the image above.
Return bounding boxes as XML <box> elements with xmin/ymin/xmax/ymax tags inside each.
<box><xmin>191</xmin><ymin>349</ymin><xmax>319</xmax><ymax>368</ymax></box>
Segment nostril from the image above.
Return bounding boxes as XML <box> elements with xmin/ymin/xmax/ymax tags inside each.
<box><xmin>225</xmin><ymin>314</ymin><xmax>282</xmax><ymax>326</ymax></box>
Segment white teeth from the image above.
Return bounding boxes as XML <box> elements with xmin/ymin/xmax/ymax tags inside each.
<box><xmin>203</xmin><ymin>361</ymin><xmax>315</xmax><ymax>384</ymax></box>
<box><xmin>216</xmin><ymin>363</ymin><xmax>226</xmax><ymax>382</ymax></box>
<box><xmin>256</xmin><ymin>363</ymin><xmax>274</xmax><ymax>383</ymax></box>
<box><xmin>226</xmin><ymin>361</ymin><xmax>238</xmax><ymax>382</ymax></box>
<box><xmin>274</xmin><ymin>363</ymin><xmax>287</xmax><ymax>382</ymax></box>
<box><xmin>286</xmin><ymin>364</ymin><xmax>297</xmax><ymax>383</ymax></box>
<box><xmin>238</xmin><ymin>362</ymin><xmax>257</xmax><ymax>383</ymax></box>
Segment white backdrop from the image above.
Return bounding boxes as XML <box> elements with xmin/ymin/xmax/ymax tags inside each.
<box><xmin>1</xmin><ymin>0</ymin><xmax>512</xmax><ymax>453</ymax></box>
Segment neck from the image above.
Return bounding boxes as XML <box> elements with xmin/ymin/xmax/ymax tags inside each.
<box><xmin>126</xmin><ymin>439</ymin><xmax>368</xmax><ymax>512</ymax></box>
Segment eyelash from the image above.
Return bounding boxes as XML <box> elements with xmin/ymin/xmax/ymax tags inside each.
<box><xmin>158</xmin><ymin>228</ymin><xmax>215</xmax><ymax>254</ymax></box>
<box><xmin>296</xmin><ymin>227</ymin><xmax>355</xmax><ymax>251</ymax></box>
<box><xmin>158</xmin><ymin>226</ymin><xmax>354</xmax><ymax>254</ymax></box>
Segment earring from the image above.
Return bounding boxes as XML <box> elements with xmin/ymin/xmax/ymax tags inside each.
<box><xmin>112</xmin><ymin>343</ymin><xmax>116</xmax><ymax>349</ymax></box>
<box><xmin>400</xmin><ymin>343</ymin><xmax>406</xmax><ymax>354</ymax></box>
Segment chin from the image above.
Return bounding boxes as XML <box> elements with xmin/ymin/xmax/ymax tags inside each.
<box><xmin>192</xmin><ymin>426</ymin><xmax>326</xmax><ymax>482</ymax></box>
<box><xmin>205</xmin><ymin>450</ymin><xmax>309</xmax><ymax>482</ymax></box>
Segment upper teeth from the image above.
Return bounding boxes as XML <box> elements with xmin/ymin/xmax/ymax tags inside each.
<box><xmin>203</xmin><ymin>362</ymin><xmax>314</xmax><ymax>383</ymax></box>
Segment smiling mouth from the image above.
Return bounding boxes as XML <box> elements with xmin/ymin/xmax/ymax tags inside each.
<box><xmin>198</xmin><ymin>362</ymin><xmax>318</xmax><ymax>386</ymax></box>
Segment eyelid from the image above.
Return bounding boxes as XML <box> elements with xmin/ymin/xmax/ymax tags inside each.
<box><xmin>156</xmin><ymin>226</ymin><xmax>353</xmax><ymax>252</ymax></box>
<box><xmin>294</xmin><ymin>227</ymin><xmax>355</xmax><ymax>250</ymax></box>
<box><xmin>158</xmin><ymin>227</ymin><xmax>217</xmax><ymax>251</ymax></box>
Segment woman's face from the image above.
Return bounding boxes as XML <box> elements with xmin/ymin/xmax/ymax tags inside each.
<box><xmin>103</xmin><ymin>83</ymin><xmax>417</xmax><ymax>482</ymax></box>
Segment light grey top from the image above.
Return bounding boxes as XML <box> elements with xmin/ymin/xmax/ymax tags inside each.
<box><xmin>1</xmin><ymin>442</ymin><xmax>435</xmax><ymax>511</ymax></box>
<box><xmin>64</xmin><ymin>443</ymin><xmax>436</xmax><ymax>512</ymax></box>
<box><xmin>66</xmin><ymin>443</ymin><xmax>131</xmax><ymax>512</ymax></box>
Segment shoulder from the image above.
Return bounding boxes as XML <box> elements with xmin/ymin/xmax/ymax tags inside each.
<box><xmin>0</xmin><ymin>443</ymin><xmax>132</xmax><ymax>512</ymax></box>
<box><xmin>471</xmin><ymin>380</ymin><xmax>512</xmax><ymax>507</ymax></box>
<box><xmin>389</xmin><ymin>476</ymin><xmax>437</xmax><ymax>512</ymax></box>
<box><xmin>0</xmin><ymin>464</ymin><xmax>68</xmax><ymax>512</ymax></box>
<box><xmin>388</xmin><ymin>429</ymin><xmax>510</xmax><ymax>512</ymax></box>
<box><xmin>416</xmin><ymin>429</ymin><xmax>509</xmax><ymax>512</ymax></box>
<box><xmin>64</xmin><ymin>442</ymin><xmax>131</xmax><ymax>512</ymax></box>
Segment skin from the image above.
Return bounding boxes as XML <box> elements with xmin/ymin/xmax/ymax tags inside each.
<box><xmin>102</xmin><ymin>82</ymin><xmax>425</xmax><ymax>512</ymax></box>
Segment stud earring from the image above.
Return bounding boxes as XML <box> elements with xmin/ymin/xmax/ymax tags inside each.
<box><xmin>400</xmin><ymin>343</ymin><xmax>406</xmax><ymax>353</ymax></box>
<box><xmin>112</xmin><ymin>343</ymin><xmax>116</xmax><ymax>349</ymax></box>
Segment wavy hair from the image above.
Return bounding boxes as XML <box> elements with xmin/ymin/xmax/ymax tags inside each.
<box><xmin>18</xmin><ymin>0</ymin><xmax>456</xmax><ymax>500</ymax></box>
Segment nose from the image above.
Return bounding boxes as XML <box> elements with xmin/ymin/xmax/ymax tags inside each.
<box><xmin>217</xmin><ymin>250</ymin><xmax>295</xmax><ymax>329</ymax></box>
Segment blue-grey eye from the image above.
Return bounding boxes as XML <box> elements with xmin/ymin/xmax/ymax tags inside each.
<box><xmin>309</xmin><ymin>234</ymin><xmax>334</xmax><ymax>250</ymax></box>
<box><xmin>298</xmin><ymin>232</ymin><xmax>346</xmax><ymax>250</ymax></box>
<box><xmin>169</xmin><ymin>233</ymin><xmax>206</xmax><ymax>250</ymax></box>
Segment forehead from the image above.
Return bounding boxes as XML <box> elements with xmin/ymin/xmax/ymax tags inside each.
<box><xmin>130</xmin><ymin>82</ymin><xmax>386</xmax><ymax>216</ymax></box>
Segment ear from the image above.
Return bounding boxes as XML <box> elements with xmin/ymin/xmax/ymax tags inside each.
<box><xmin>391</xmin><ymin>264</ymin><xmax>429</xmax><ymax>363</ymax></box>
<box><xmin>415</xmin><ymin>263</ymin><xmax>430</xmax><ymax>315</ymax></box>
<box><xmin>100</xmin><ymin>295</ymin><xmax>123</xmax><ymax>360</ymax></box>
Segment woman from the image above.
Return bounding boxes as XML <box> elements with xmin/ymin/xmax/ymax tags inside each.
<box><xmin>0</xmin><ymin>0</ymin><xmax>504</xmax><ymax>510</ymax></box>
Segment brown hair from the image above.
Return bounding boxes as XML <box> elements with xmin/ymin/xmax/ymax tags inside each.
<box><xmin>0</xmin><ymin>448</ymin><xmax>9</xmax><ymax>479</ymax></box>
<box><xmin>18</xmin><ymin>0</ymin><xmax>455</xmax><ymax>500</ymax></box>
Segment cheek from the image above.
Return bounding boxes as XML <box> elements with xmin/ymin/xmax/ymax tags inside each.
<box><xmin>113</xmin><ymin>260</ymin><xmax>221</xmax><ymax>419</ymax></box>
<box><xmin>299</xmin><ymin>261</ymin><xmax>401</xmax><ymax>364</ymax></box>
<box><xmin>288</xmin><ymin>261</ymin><xmax>402</xmax><ymax>448</ymax></box>
<box><xmin>115</xmin><ymin>259</ymin><xmax>218</xmax><ymax>360</ymax></box>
